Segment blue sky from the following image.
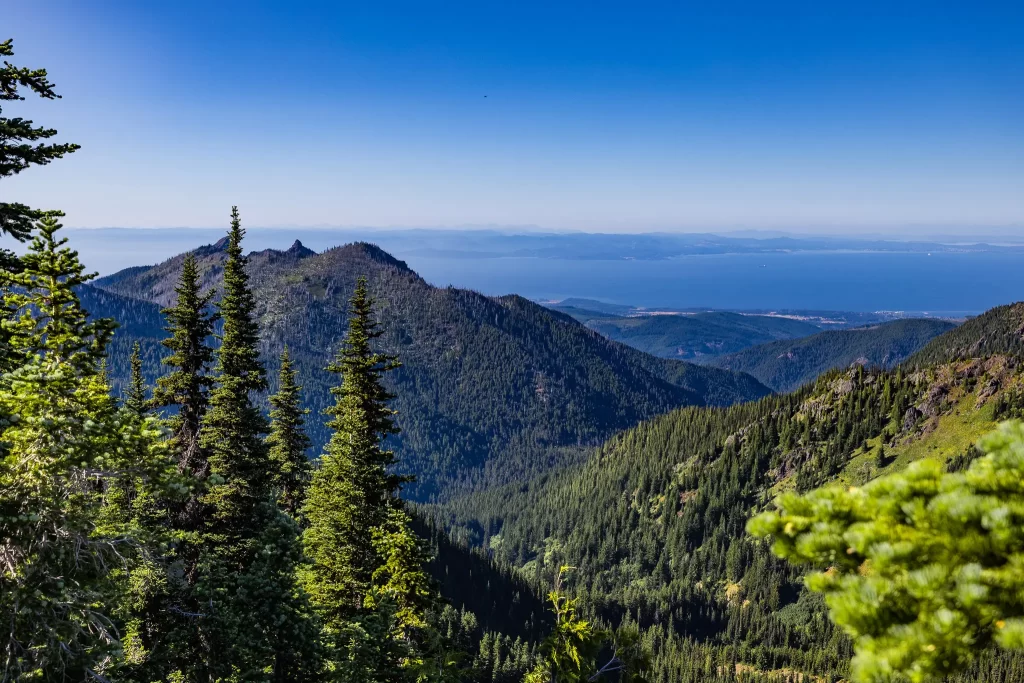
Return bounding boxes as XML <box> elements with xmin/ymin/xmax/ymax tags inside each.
<box><xmin>5</xmin><ymin>1</ymin><xmax>1023</xmax><ymax>233</ymax></box>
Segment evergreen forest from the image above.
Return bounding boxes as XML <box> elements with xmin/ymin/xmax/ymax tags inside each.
<box><xmin>6</xmin><ymin>36</ymin><xmax>1024</xmax><ymax>683</ymax></box>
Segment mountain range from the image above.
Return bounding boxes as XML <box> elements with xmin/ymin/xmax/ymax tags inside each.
<box><xmin>81</xmin><ymin>234</ymin><xmax>1024</xmax><ymax>681</ymax></box>
<box><xmin>90</xmin><ymin>238</ymin><xmax>769</xmax><ymax>501</ymax></box>
<box><xmin>549</xmin><ymin>298</ymin><xmax>957</xmax><ymax>392</ymax></box>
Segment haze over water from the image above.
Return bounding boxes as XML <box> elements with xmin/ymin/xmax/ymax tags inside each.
<box><xmin>409</xmin><ymin>251</ymin><xmax>1023</xmax><ymax>314</ymax></box>
<box><xmin>36</xmin><ymin>228</ymin><xmax>1024</xmax><ymax>314</ymax></box>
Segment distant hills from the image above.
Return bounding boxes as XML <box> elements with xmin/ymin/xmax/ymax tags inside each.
<box><xmin>553</xmin><ymin>303</ymin><xmax>821</xmax><ymax>361</ymax></box>
<box><xmin>92</xmin><ymin>239</ymin><xmax>769</xmax><ymax>502</ymax></box>
<box><xmin>706</xmin><ymin>318</ymin><xmax>956</xmax><ymax>392</ymax></box>
<box><xmin>548</xmin><ymin>297</ymin><xmax>961</xmax><ymax>385</ymax></box>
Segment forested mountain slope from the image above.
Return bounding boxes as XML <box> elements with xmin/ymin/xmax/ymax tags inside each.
<box><xmin>434</xmin><ymin>304</ymin><xmax>1024</xmax><ymax>682</ymax></box>
<box><xmin>78</xmin><ymin>283</ymin><xmax>167</xmax><ymax>395</ymax></box>
<box><xmin>707</xmin><ymin>318</ymin><xmax>955</xmax><ymax>392</ymax></box>
<box><xmin>93</xmin><ymin>240</ymin><xmax>769</xmax><ymax>501</ymax></box>
<box><xmin>908</xmin><ymin>301</ymin><xmax>1024</xmax><ymax>366</ymax></box>
<box><xmin>556</xmin><ymin>307</ymin><xmax>822</xmax><ymax>361</ymax></box>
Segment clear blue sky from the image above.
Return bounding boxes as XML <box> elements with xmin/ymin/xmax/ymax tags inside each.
<box><xmin>5</xmin><ymin>1</ymin><xmax>1023</xmax><ymax>233</ymax></box>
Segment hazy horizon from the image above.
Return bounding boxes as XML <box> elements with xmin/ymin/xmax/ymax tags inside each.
<box><xmin>46</xmin><ymin>224</ymin><xmax>1024</xmax><ymax>243</ymax></box>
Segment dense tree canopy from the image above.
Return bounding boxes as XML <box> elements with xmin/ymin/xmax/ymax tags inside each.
<box><xmin>8</xmin><ymin>33</ymin><xmax>1024</xmax><ymax>683</ymax></box>
<box><xmin>750</xmin><ymin>420</ymin><xmax>1024</xmax><ymax>683</ymax></box>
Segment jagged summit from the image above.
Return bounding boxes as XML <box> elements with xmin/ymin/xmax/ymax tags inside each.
<box><xmin>191</xmin><ymin>235</ymin><xmax>231</xmax><ymax>256</ymax></box>
<box><xmin>286</xmin><ymin>239</ymin><xmax>315</xmax><ymax>257</ymax></box>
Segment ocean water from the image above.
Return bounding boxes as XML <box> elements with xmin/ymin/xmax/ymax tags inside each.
<box><xmin>405</xmin><ymin>250</ymin><xmax>1024</xmax><ymax>314</ymax></box>
<box><xmin>7</xmin><ymin>229</ymin><xmax>1023</xmax><ymax>314</ymax></box>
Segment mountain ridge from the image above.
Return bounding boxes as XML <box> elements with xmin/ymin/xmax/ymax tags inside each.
<box><xmin>707</xmin><ymin>318</ymin><xmax>956</xmax><ymax>392</ymax></box>
<box><xmin>434</xmin><ymin>301</ymin><xmax>1024</xmax><ymax>682</ymax></box>
<box><xmin>93</xmin><ymin>239</ymin><xmax>770</xmax><ymax>501</ymax></box>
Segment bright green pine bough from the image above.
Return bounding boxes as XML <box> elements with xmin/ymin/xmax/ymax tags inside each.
<box><xmin>749</xmin><ymin>420</ymin><xmax>1024</xmax><ymax>683</ymax></box>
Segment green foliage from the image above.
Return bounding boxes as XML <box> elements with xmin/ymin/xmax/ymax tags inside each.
<box><xmin>121</xmin><ymin>249</ymin><xmax>219</xmax><ymax>680</ymax></box>
<box><xmin>436</xmin><ymin>355</ymin><xmax>1024</xmax><ymax>682</ymax></box>
<box><xmin>201</xmin><ymin>206</ymin><xmax>273</xmax><ymax>552</ymax></box>
<box><xmin>302</xmin><ymin>277</ymin><xmax>403</xmax><ymax>620</ymax></box>
<box><xmin>124</xmin><ymin>340</ymin><xmax>148</xmax><ymax>417</ymax></box>
<box><xmin>908</xmin><ymin>303</ymin><xmax>1024</xmax><ymax>366</ymax></box>
<box><xmin>749</xmin><ymin>420</ymin><xmax>1024</xmax><ymax>683</ymax></box>
<box><xmin>151</xmin><ymin>251</ymin><xmax>216</xmax><ymax>483</ymax></box>
<box><xmin>94</xmin><ymin>241</ymin><xmax>769</xmax><ymax>501</ymax></box>
<box><xmin>709</xmin><ymin>318</ymin><xmax>956</xmax><ymax>392</ymax></box>
<box><xmin>0</xmin><ymin>215</ymin><xmax>172</xmax><ymax>680</ymax></box>
<box><xmin>0</xmin><ymin>39</ymin><xmax>80</xmax><ymax>249</ymax></box>
<box><xmin>268</xmin><ymin>346</ymin><xmax>313</xmax><ymax>517</ymax></box>
<box><xmin>525</xmin><ymin>566</ymin><xmax>649</xmax><ymax>683</ymax></box>
<box><xmin>196</xmin><ymin>208</ymin><xmax>320</xmax><ymax>680</ymax></box>
<box><xmin>303</xmin><ymin>277</ymin><xmax>444</xmax><ymax>680</ymax></box>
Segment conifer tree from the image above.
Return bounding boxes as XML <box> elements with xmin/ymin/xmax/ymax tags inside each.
<box><xmin>749</xmin><ymin>420</ymin><xmax>1024</xmax><ymax>683</ymax></box>
<box><xmin>151</xmin><ymin>251</ymin><xmax>216</xmax><ymax>487</ymax></box>
<box><xmin>139</xmin><ymin>250</ymin><xmax>217</xmax><ymax>679</ymax></box>
<box><xmin>0</xmin><ymin>215</ymin><xmax>169</xmax><ymax>679</ymax></box>
<box><xmin>302</xmin><ymin>277</ymin><xmax>441</xmax><ymax>681</ymax></box>
<box><xmin>268</xmin><ymin>346</ymin><xmax>313</xmax><ymax>517</ymax></box>
<box><xmin>0</xmin><ymin>40</ymin><xmax>79</xmax><ymax>263</ymax></box>
<box><xmin>196</xmin><ymin>207</ymin><xmax>319</xmax><ymax>680</ymax></box>
<box><xmin>124</xmin><ymin>340</ymin><xmax>148</xmax><ymax>417</ymax></box>
<box><xmin>303</xmin><ymin>277</ymin><xmax>402</xmax><ymax>609</ymax></box>
<box><xmin>201</xmin><ymin>205</ymin><xmax>271</xmax><ymax>556</ymax></box>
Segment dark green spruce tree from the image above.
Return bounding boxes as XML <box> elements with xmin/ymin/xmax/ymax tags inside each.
<box><xmin>128</xmin><ymin>250</ymin><xmax>218</xmax><ymax>680</ymax></box>
<box><xmin>124</xmin><ymin>340</ymin><xmax>148</xmax><ymax>417</ymax></box>
<box><xmin>302</xmin><ymin>277</ymin><xmax>449</xmax><ymax>682</ymax></box>
<box><xmin>267</xmin><ymin>346</ymin><xmax>313</xmax><ymax>518</ymax></box>
<box><xmin>0</xmin><ymin>39</ymin><xmax>79</xmax><ymax>265</ymax></box>
<box><xmin>0</xmin><ymin>38</ymin><xmax>80</xmax><ymax>371</ymax></box>
<box><xmin>151</xmin><ymin>251</ymin><xmax>216</xmax><ymax>550</ymax></box>
<box><xmin>197</xmin><ymin>207</ymin><xmax>319</xmax><ymax>680</ymax></box>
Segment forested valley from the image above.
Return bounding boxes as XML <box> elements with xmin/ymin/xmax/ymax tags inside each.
<box><xmin>6</xmin><ymin>36</ymin><xmax>1024</xmax><ymax>683</ymax></box>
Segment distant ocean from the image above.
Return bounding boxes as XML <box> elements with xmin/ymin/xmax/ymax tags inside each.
<box><xmin>407</xmin><ymin>251</ymin><xmax>1022</xmax><ymax>314</ymax></box>
<box><xmin>8</xmin><ymin>229</ymin><xmax>1023</xmax><ymax>314</ymax></box>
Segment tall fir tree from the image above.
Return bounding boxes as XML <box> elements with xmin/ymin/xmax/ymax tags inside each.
<box><xmin>151</xmin><ymin>252</ymin><xmax>216</xmax><ymax>486</ymax></box>
<box><xmin>303</xmin><ymin>277</ymin><xmax>402</xmax><ymax>616</ymax></box>
<box><xmin>150</xmin><ymin>250</ymin><xmax>217</xmax><ymax>571</ymax></box>
<box><xmin>302</xmin><ymin>277</ymin><xmax>440</xmax><ymax>681</ymax></box>
<box><xmin>0</xmin><ymin>38</ymin><xmax>80</xmax><ymax>371</ymax></box>
<box><xmin>267</xmin><ymin>346</ymin><xmax>313</xmax><ymax>517</ymax></box>
<box><xmin>201</xmin><ymin>206</ymin><xmax>270</xmax><ymax>555</ymax></box>
<box><xmin>0</xmin><ymin>215</ymin><xmax>170</xmax><ymax>680</ymax></box>
<box><xmin>196</xmin><ymin>207</ymin><xmax>320</xmax><ymax>681</ymax></box>
<box><xmin>0</xmin><ymin>39</ymin><xmax>79</xmax><ymax>264</ymax></box>
<box><xmin>138</xmin><ymin>250</ymin><xmax>218</xmax><ymax>680</ymax></box>
<box><xmin>124</xmin><ymin>340</ymin><xmax>148</xmax><ymax>417</ymax></box>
